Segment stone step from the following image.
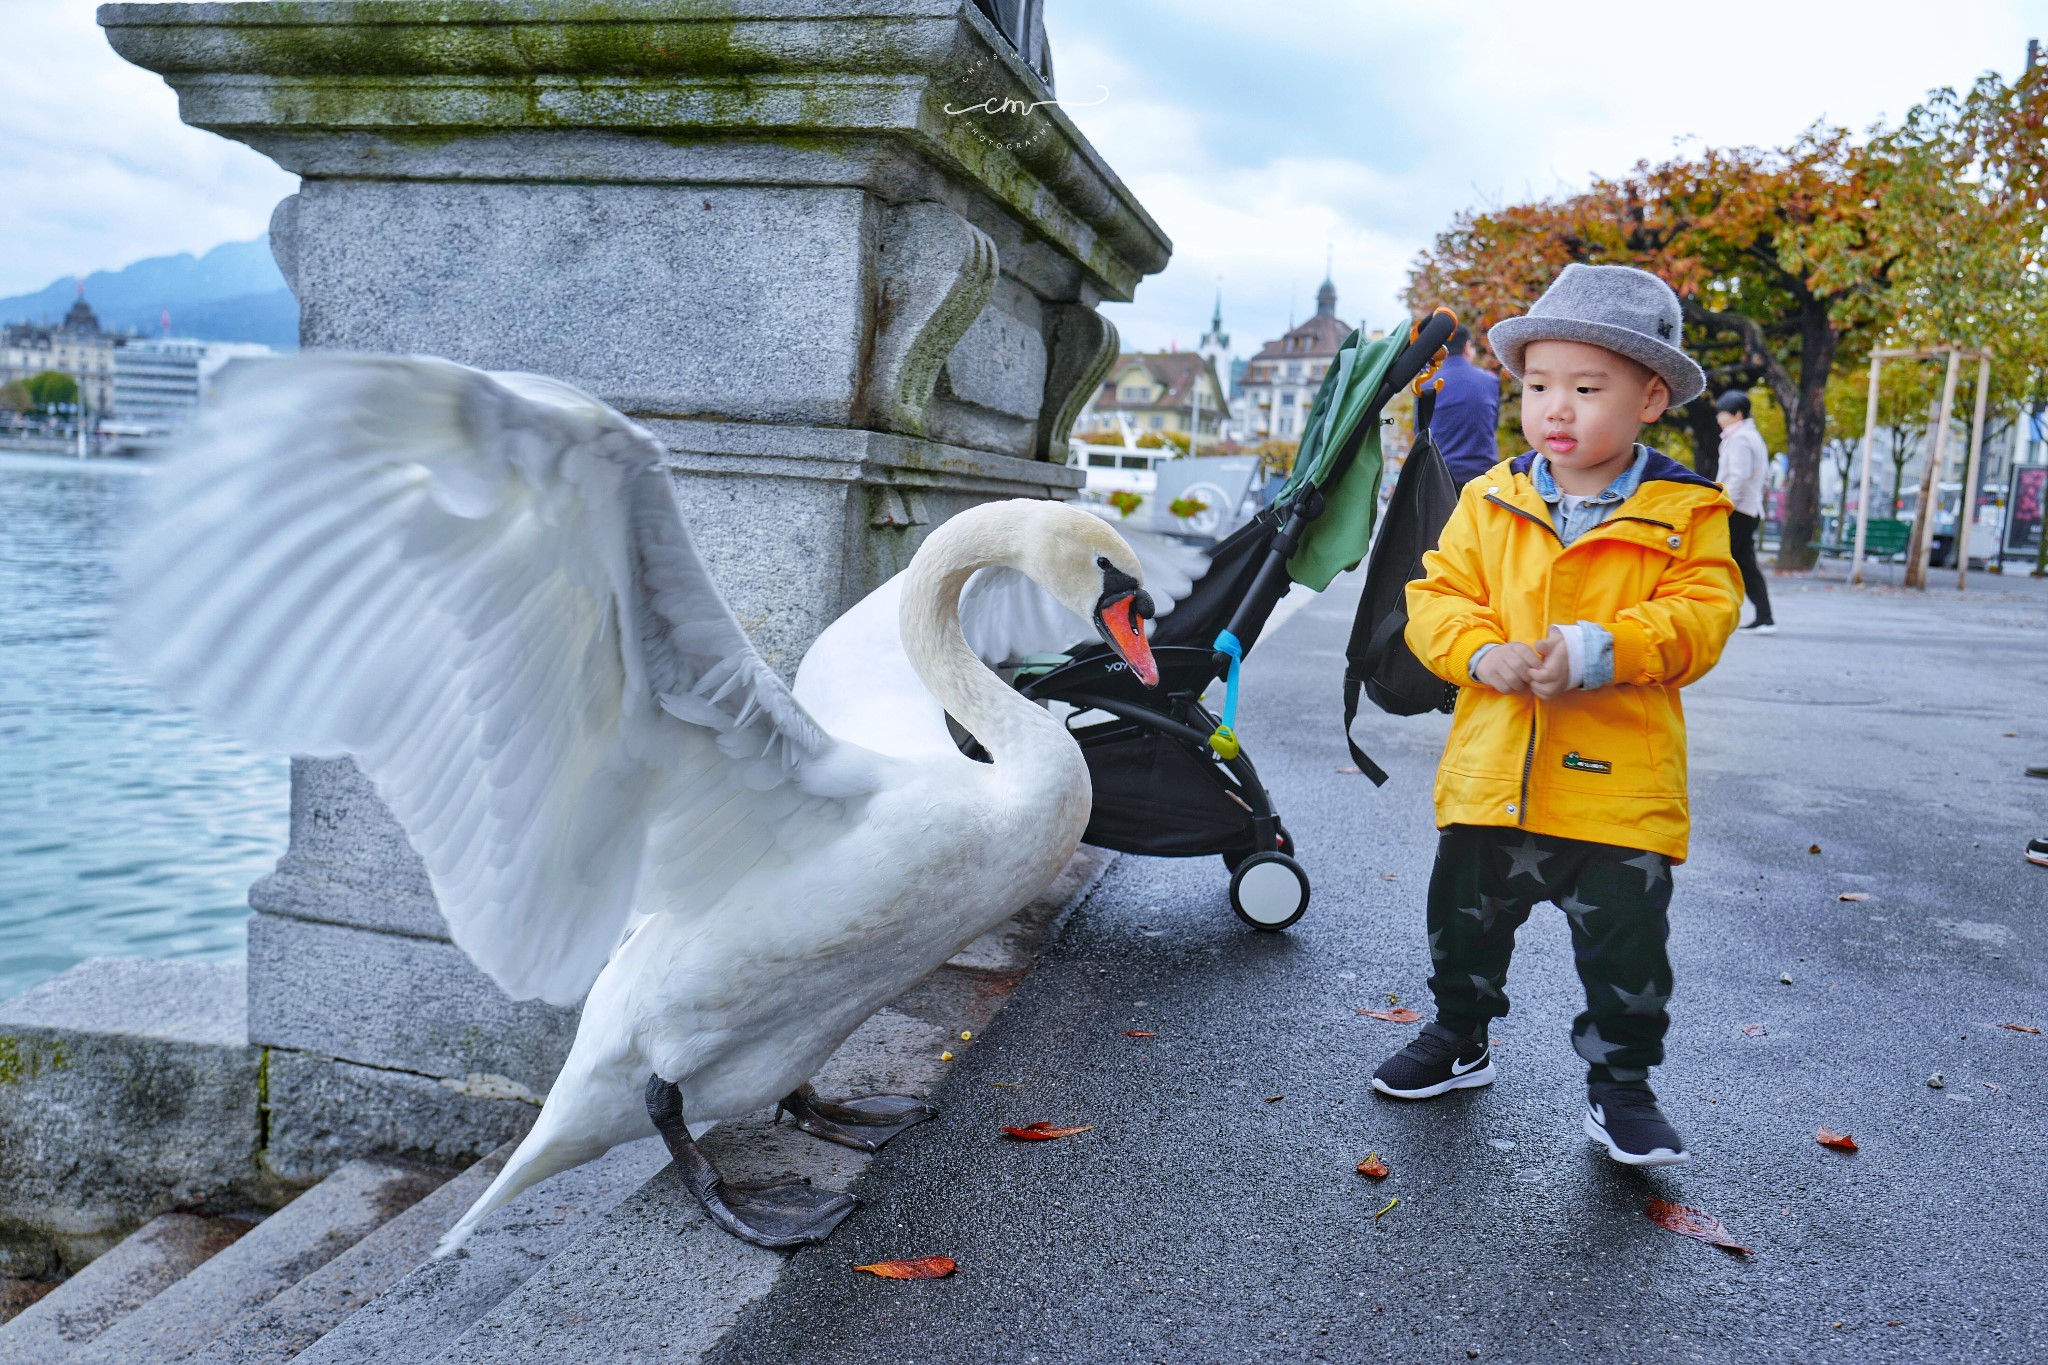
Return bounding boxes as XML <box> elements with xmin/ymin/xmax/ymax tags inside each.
<box><xmin>192</xmin><ymin>1142</ymin><xmax>522</xmax><ymax>1365</ymax></box>
<box><xmin>288</xmin><ymin>1135</ymin><xmax>670</xmax><ymax>1365</ymax></box>
<box><xmin>0</xmin><ymin>1212</ymin><xmax>257</xmax><ymax>1364</ymax></box>
<box><xmin>71</xmin><ymin>1159</ymin><xmax>449</xmax><ymax>1365</ymax></box>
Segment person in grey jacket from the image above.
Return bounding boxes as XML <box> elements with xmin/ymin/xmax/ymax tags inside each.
<box><xmin>1715</xmin><ymin>391</ymin><xmax>1775</xmax><ymax>633</ymax></box>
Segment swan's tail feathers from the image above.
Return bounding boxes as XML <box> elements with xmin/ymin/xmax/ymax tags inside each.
<box><xmin>434</xmin><ymin>1049</ymin><xmax>652</xmax><ymax>1256</ymax></box>
<box><xmin>435</xmin><ymin>1124</ymin><xmax>608</xmax><ymax>1258</ymax></box>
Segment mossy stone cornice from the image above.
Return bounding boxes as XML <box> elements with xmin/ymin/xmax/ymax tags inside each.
<box><xmin>98</xmin><ymin>0</ymin><xmax>1170</xmax><ymax>298</ymax></box>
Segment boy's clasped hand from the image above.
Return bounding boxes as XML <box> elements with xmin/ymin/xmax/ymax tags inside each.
<box><xmin>1472</xmin><ymin>627</ymin><xmax>1577</xmax><ymax>698</ymax></box>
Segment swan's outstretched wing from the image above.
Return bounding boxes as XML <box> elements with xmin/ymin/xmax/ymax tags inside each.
<box><xmin>119</xmin><ymin>354</ymin><xmax>879</xmax><ymax>1007</ymax></box>
<box><xmin>794</xmin><ymin>523</ymin><xmax>1208</xmax><ymax>759</ymax></box>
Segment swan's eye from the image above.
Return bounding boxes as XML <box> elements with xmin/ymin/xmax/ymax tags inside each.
<box><xmin>1096</xmin><ymin>555</ymin><xmax>1112</xmax><ymax>571</ymax></box>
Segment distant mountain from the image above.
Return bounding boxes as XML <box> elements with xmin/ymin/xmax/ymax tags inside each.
<box><xmin>0</xmin><ymin>238</ymin><xmax>298</xmax><ymax>349</ymax></box>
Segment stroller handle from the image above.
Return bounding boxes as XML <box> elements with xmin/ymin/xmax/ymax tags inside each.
<box><xmin>1210</xmin><ymin>308</ymin><xmax>1458</xmax><ymax>676</ymax></box>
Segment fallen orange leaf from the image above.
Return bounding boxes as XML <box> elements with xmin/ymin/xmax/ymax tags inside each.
<box><xmin>1817</xmin><ymin>1127</ymin><xmax>1859</xmax><ymax>1152</ymax></box>
<box><xmin>1645</xmin><ymin>1200</ymin><xmax>1754</xmax><ymax>1255</ymax></box>
<box><xmin>1808</xmin><ymin>844</ymin><xmax>1822</xmax><ymax>854</ymax></box>
<box><xmin>1336</xmin><ymin>764</ymin><xmax>1363</xmax><ymax>775</ymax></box>
<box><xmin>1837</xmin><ymin>892</ymin><xmax>1870</xmax><ymax>902</ymax></box>
<box><xmin>1123</xmin><ymin>1030</ymin><xmax>1157</xmax><ymax>1037</ymax></box>
<box><xmin>1359</xmin><ymin>1007</ymin><xmax>1423</xmax><ymax>1023</ymax></box>
<box><xmin>854</xmin><ymin>1255</ymin><xmax>956</xmax><ymax>1280</ymax></box>
<box><xmin>1356</xmin><ymin>1153</ymin><xmax>1391</xmax><ymax>1179</ymax></box>
<box><xmin>1264</xmin><ymin>1094</ymin><xmax>1284</xmax><ymax>1103</ymax></box>
<box><xmin>1741</xmin><ymin>1023</ymin><xmax>1768</xmax><ymax>1037</ymax></box>
<box><xmin>1000</xmin><ymin>1121</ymin><xmax>1093</xmax><ymax>1141</ymax></box>
<box><xmin>1998</xmin><ymin>1023</ymin><xmax>2040</xmax><ymax>1034</ymax></box>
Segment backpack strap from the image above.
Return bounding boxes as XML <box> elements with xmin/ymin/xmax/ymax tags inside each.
<box><xmin>1340</xmin><ymin>676</ymin><xmax>1392</xmax><ymax>787</ymax></box>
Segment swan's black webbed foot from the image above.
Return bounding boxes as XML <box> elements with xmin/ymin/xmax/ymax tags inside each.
<box><xmin>777</xmin><ymin>1082</ymin><xmax>937</xmax><ymax>1153</ymax></box>
<box><xmin>645</xmin><ymin>1075</ymin><xmax>858</xmax><ymax>1248</ymax></box>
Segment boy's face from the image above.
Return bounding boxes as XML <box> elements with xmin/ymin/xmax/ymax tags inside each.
<box><xmin>1518</xmin><ymin>339</ymin><xmax>1670</xmax><ymax>475</ymax></box>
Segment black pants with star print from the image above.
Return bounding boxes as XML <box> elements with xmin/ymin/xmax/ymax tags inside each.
<box><xmin>1425</xmin><ymin>824</ymin><xmax>1675</xmax><ymax>1084</ymax></box>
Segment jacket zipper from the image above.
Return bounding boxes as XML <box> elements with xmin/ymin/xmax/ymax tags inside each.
<box><xmin>1485</xmin><ymin>493</ymin><xmax>1563</xmax><ymax>544</ymax></box>
<box><xmin>1518</xmin><ymin>706</ymin><xmax>1536</xmax><ymax>826</ymax></box>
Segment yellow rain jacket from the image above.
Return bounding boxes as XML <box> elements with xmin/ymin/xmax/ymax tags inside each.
<box><xmin>1405</xmin><ymin>450</ymin><xmax>1741</xmax><ymax>862</ymax></box>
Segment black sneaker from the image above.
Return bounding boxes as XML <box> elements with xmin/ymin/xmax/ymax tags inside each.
<box><xmin>1739</xmin><ymin>619</ymin><xmax>1777</xmax><ymax>635</ymax></box>
<box><xmin>1584</xmin><ymin>1082</ymin><xmax>1689</xmax><ymax>1166</ymax></box>
<box><xmin>2027</xmin><ymin>837</ymin><xmax>2048</xmax><ymax>868</ymax></box>
<box><xmin>1371</xmin><ymin>1023</ymin><xmax>1494</xmax><ymax>1099</ymax></box>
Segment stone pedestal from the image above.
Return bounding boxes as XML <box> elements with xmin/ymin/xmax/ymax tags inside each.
<box><xmin>101</xmin><ymin>0</ymin><xmax>1168</xmax><ymax>1176</ymax></box>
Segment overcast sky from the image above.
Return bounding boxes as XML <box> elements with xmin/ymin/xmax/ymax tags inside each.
<box><xmin>4</xmin><ymin>0</ymin><xmax>2042</xmax><ymax>360</ymax></box>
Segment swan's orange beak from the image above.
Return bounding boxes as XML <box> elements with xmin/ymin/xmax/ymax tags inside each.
<box><xmin>1093</xmin><ymin>591</ymin><xmax>1159</xmax><ymax>687</ymax></box>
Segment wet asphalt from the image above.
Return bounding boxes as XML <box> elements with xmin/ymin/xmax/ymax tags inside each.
<box><xmin>711</xmin><ymin>564</ymin><xmax>2048</xmax><ymax>1365</ymax></box>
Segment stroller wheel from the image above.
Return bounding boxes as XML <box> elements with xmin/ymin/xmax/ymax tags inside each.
<box><xmin>1229</xmin><ymin>852</ymin><xmax>1310</xmax><ymax>932</ymax></box>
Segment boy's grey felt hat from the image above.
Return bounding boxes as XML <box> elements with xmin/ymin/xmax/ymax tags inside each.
<box><xmin>1488</xmin><ymin>264</ymin><xmax>1706</xmax><ymax>405</ymax></box>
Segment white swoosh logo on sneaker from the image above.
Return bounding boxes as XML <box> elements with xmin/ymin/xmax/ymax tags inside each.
<box><xmin>1589</xmin><ymin>1102</ymin><xmax>1606</xmax><ymax>1126</ymax></box>
<box><xmin>1451</xmin><ymin>1053</ymin><xmax>1488</xmax><ymax>1076</ymax></box>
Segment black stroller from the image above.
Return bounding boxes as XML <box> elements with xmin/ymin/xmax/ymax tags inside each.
<box><xmin>1003</xmin><ymin>310</ymin><xmax>1459</xmax><ymax>931</ymax></box>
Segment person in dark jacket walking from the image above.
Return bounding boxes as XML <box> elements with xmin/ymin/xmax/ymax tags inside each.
<box><xmin>1431</xmin><ymin>326</ymin><xmax>1503</xmax><ymax>487</ymax></box>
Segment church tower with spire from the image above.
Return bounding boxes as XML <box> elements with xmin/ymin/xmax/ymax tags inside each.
<box><xmin>1195</xmin><ymin>287</ymin><xmax>1239</xmax><ymax>440</ymax></box>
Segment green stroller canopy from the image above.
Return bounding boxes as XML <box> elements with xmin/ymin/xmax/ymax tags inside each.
<box><xmin>1276</xmin><ymin>327</ymin><xmax>1406</xmax><ymax>592</ymax></box>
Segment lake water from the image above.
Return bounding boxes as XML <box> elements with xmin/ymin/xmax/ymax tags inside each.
<box><xmin>0</xmin><ymin>451</ymin><xmax>287</xmax><ymax>1003</ymax></box>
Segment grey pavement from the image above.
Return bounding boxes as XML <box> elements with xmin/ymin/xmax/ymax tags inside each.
<box><xmin>710</xmin><ymin>563</ymin><xmax>2048</xmax><ymax>1365</ymax></box>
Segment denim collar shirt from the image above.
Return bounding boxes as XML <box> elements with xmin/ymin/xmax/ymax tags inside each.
<box><xmin>1531</xmin><ymin>444</ymin><xmax>1651</xmax><ymax>547</ymax></box>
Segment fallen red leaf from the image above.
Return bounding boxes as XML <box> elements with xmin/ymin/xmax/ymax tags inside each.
<box><xmin>1816</xmin><ymin>1127</ymin><xmax>1860</xmax><ymax>1152</ymax></box>
<box><xmin>854</xmin><ymin>1255</ymin><xmax>957</xmax><ymax>1280</ymax></box>
<box><xmin>1356</xmin><ymin>1153</ymin><xmax>1391</xmax><ymax>1179</ymax></box>
<box><xmin>1336</xmin><ymin>764</ymin><xmax>1363</xmax><ymax>775</ymax></box>
<box><xmin>1998</xmin><ymin>1023</ymin><xmax>2041</xmax><ymax>1034</ymax></box>
<box><xmin>1837</xmin><ymin>892</ymin><xmax>1870</xmax><ymax>902</ymax></box>
<box><xmin>1741</xmin><ymin>1023</ymin><xmax>1768</xmax><ymax>1037</ymax></box>
<box><xmin>1123</xmin><ymin>1030</ymin><xmax>1157</xmax><ymax>1037</ymax></box>
<box><xmin>1808</xmin><ymin>844</ymin><xmax>1822</xmax><ymax>854</ymax></box>
<box><xmin>1644</xmin><ymin>1200</ymin><xmax>1754</xmax><ymax>1255</ymax></box>
<box><xmin>1000</xmin><ymin>1121</ymin><xmax>1093</xmax><ymax>1141</ymax></box>
<box><xmin>1359</xmin><ymin>1007</ymin><xmax>1423</xmax><ymax>1023</ymax></box>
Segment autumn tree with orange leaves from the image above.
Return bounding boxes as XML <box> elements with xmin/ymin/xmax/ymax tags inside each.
<box><xmin>1407</xmin><ymin>60</ymin><xmax>2046</xmax><ymax>571</ymax></box>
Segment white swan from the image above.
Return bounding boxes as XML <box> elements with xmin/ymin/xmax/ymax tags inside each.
<box><xmin>116</xmin><ymin>354</ymin><xmax>1161</xmax><ymax>1252</ymax></box>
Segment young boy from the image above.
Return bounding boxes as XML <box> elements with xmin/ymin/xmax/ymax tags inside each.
<box><xmin>1370</xmin><ymin>264</ymin><xmax>1742</xmax><ymax>1167</ymax></box>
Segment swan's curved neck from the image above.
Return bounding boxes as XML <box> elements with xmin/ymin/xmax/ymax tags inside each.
<box><xmin>899</xmin><ymin>512</ymin><xmax>1065</xmax><ymax>762</ymax></box>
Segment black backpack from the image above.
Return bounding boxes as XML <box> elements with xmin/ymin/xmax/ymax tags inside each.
<box><xmin>1342</xmin><ymin>389</ymin><xmax>1461</xmax><ymax>785</ymax></box>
